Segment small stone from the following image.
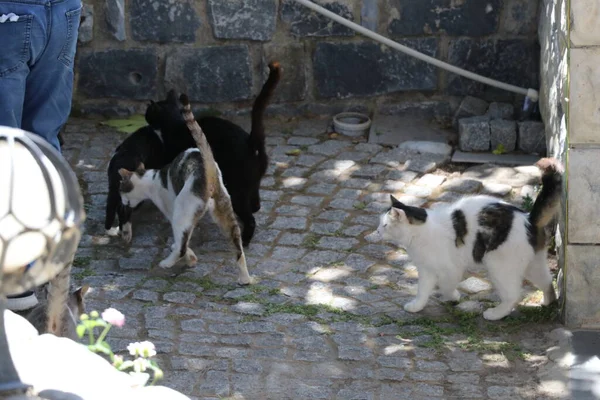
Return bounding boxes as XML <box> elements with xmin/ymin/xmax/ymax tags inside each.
<box><xmin>518</xmin><ymin>121</ymin><xmax>546</xmax><ymax>154</ymax></box>
<box><xmin>232</xmin><ymin>302</ymin><xmax>265</xmax><ymax>315</ymax></box>
<box><xmin>105</xmin><ymin>0</ymin><xmax>125</xmax><ymax>41</ymax></box>
<box><xmin>378</xmin><ymin>368</ymin><xmax>405</xmax><ymax>381</ymax></box>
<box><xmin>78</xmin><ymin>4</ymin><xmax>94</xmax><ymax>43</ymax></box>
<box><xmin>447</xmin><ymin>373</ymin><xmax>480</xmax><ymax>384</ymax></box>
<box><xmin>416</xmin><ymin>174</ymin><xmax>446</xmax><ymax>188</ymax></box>
<box><xmin>459</xmin><ymin>116</ymin><xmax>490</xmax><ymax>152</ymax></box>
<box><xmin>224</xmin><ymin>288</ymin><xmax>253</xmax><ymax>299</ymax></box>
<box><xmin>490</xmin><ymin>119</ymin><xmax>517</xmax><ymax>152</ymax></box>
<box><xmin>133</xmin><ymin>290</ymin><xmax>158</xmax><ymax>302</ymax></box>
<box><xmin>308</xmin><ymin>140</ymin><xmax>349</xmax><ymax>156</ymax></box>
<box><xmin>458</xmin><ymin>277</ymin><xmax>493</xmax><ymax>294</ymax></box>
<box><xmin>457</xmin><ymin>300</ymin><xmax>484</xmax><ymax>313</ymax></box>
<box><xmin>416</xmin><ymin>360</ymin><xmax>449</xmax><ymax>372</ymax></box>
<box><xmin>487</xmin><ymin>386</ymin><xmax>520</xmax><ymax>399</ymax></box>
<box><xmin>448</xmin><ymin>351</ymin><xmax>484</xmax><ymax>372</ymax></box>
<box><xmin>271</xmin><ymin>216</ymin><xmax>307</xmax><ymax>230</ymax></box>
<box><xmin>388</xmin><ymin>170</ymin><xmax>419</xmax><ymax>183</ymax></box>
<box><xmin>405</xmin><ymin>155</ymin><xmax>445</xmax><ymax>173</ymax></box>
<box><xmin>482</xmin><ymin>182</ymin><xmax>512</xmax><ymax>197</ymax></box>
<box><xmin>402</xmin><ymin>185</ymin><xmax>432</xmax><ymax>198</ymax></box>
<box><xmin>486</xmin><ymin>102</ymin><xmax>514</xmax><ymax>120</ymax></box>
<box><xmin>291</xmin><ymin>195</ymin><xmax>324</xmax><ymax>206</ymax></box>
<box><xmin>454</xmin><ymin>96</ymin><xmax>489</xmax><ymax>127</ymax></box>
<box><xmin>441</xmin><ymin>178</ymin><xmax>482</xmax><ymax>194</ymax></box>
<box><xmin>180</xmin><ymin>319</ymin><xmax>206</xmax><ymax>332</ymax></box>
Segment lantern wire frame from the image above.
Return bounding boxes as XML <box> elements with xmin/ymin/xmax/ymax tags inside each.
<box><xmin>0</xmin><ymin>127</ymin><xmax>85</xmax><ymax>395</ymax></box>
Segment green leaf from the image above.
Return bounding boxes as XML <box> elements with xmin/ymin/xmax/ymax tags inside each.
<box><xmin>100</xmin><ymin>115</ymin><xmax>147</xmax><ymax>134</ymax></box>
<box><xmin>492</xmin><ymin>143</ymin><xmax>506</xmax><ymax>155</ymax></box>
<box><xmin>76</xmin><ymin>324</ymin><xmax>86</xmax><ymax>339</ymax></box>
<box><xmin>285</xmin><ymin>149</ymin><xmax>301</xmax><ymax>156</ymax></box>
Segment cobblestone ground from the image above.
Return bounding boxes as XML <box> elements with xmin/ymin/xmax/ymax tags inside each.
<box><xmin>62</xmin><ymin>117</ymin><xmax>566</xmax><ymax>400</ymax></box>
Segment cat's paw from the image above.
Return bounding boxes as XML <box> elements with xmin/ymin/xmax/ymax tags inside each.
<box><xmin>403</xmin><ymin>300</ymin><xmax>425</xmax><ymax>313</ymax></box>
<box><xmin>121</xmin><ymin>223</ymin><xmax>132</xmax><ymax>243</ymax></box>
<box><xmin>185</xmin><ymin>249</ymin><xmax>198</xmax><ymax>266</ymax></box>
<box><xmin>106</xmin><ymin>227</ymin><xmax>120</xmax><ymax>237</ymax></box>
<box><xmin>483</xmin><ymin>306</ymin><xmax>510</xmax><ymax>321</ymax></box>
<box><xmin>158</xmin><ymin>258</ymin><xmax>176</xmax><ymax>269</ymax></box>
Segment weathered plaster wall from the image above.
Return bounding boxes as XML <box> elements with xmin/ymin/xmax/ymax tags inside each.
<box><xmin>541</xmin><ymin>0</ymin><xmax>600</xmax><ymax>328</ymax></box>
<box><xmin>72</xmin><ymin>0</ymin><xmax>540</xmax><ymax>117</ymax></box>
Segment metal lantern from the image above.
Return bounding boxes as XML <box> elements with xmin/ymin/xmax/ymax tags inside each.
<box><xmin>0</xmin><ymin>126</ymin><xmax>86</xmax><ymax>395</ymax></box>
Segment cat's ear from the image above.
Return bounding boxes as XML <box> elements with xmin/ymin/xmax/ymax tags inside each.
<box><xmin>75</xmin><ymin>285</ymin><xmax>90</xmax><ymax>301</ymax></box>
<box><xmin>135</xmin><ymin>163</ymin><xmax>146</xmax><ymax>176</ymax></box>
<box><xmin>389</xmin><ymin>207</ymin><xmax>406</xmax><ymax>221</ymax></box>
<box><xmin>118</xmin><ymin>168</ymin><xmax>133</xmax><ymax>180</ymax></box>
<box><xmin>390</xmin><ymin>195</ymin><xmax>403</xmax><ymax>206</ymax></box>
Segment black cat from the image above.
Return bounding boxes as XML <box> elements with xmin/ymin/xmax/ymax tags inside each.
<box><xmin>104</xmin><ymin>91</ymin><xmax>188</xmax><ymax>242</ymax></box>
<box><xmin>148</xmin><ymin>62</ymin><xmax>281</xmax><ymax>246</ymax></box>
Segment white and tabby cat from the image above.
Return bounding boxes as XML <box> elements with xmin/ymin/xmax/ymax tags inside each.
<box><xmin>376</xmin><ymin>158</ymin><xmax>563</xmax><ymax>320</ymax></box>
<box><xmin>118</xmin><ymin>95</ymin><xmax>252</xmax><ymax>285</ymax></box>
<box><xmin>26</xmin><ymin>284</ymin><xmax>89</xmax><ymax>340</ymax></box>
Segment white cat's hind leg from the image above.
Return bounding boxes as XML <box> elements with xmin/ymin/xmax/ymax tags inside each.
<box><xmin>483</xmin><ymin>255</ymin><xmax>525</xmax><ymax>320</ymax></box>
<box><xmin>160</xmin><ymin>193</ymin><xmax>205</xmax><ymax>269</ymax></box>
<box><xmin>404</xmin><ymin>267</ymin><xmax>437</xmax><ymax>313</ymax></box>
<box><xmin>525</xmin><ymin>250</ymin><xmax>556</xmax><ymax>306</ymax></box>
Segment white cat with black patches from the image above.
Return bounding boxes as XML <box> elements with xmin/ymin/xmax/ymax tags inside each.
<box><xmin>375</xmin><ymin>158</ymin><xmax>563</xmax><ymax>320</ymax></box>
<box><xmin>118</xmin><ymin>95</ymin><xmax>252</xmax><ymax>285</ymax></box>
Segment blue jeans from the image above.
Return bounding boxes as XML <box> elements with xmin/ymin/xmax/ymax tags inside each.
<box><xmin>0</xmin><ymin>0</ymin><xmax>82</xmax><ymax>151</ymax></box>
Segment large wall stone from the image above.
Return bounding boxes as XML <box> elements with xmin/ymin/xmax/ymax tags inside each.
<box><xmin>130</xmin><ymin>0</ymin><xmax>200</xmax><ymax>43</ymax></box>
<box><xmin>280</xmin><ymin>0</ymin><xmax>355</xmax><ymax>37</ymax></box>
<box><xmin>313</xmin><ymin>40</ymin><xmax>438</xmax><ymax>98</ymax></box>
<box><xmin>263</xmin><ymin>43</ymin><xmax>307</xmax><ymax>103</ymax></box>
<box><xmin>569</xmin><ymin>48</ymin><xmax>600</xmax><ymax>144</ymax></box>
<box><xmin>387</xmin><ymin>0</ymin><xmax>501</xmax><ymax>37</ymax></box>
<box><xmin>208</xmin><ymin>0</ymin><xmax>276</xmax><ymax>41</ymax></box>
<box><xmin>77</xmin><ymin>49</ymin><xmax>158</xmax><ymax>99</ymax></box>
<box><xmin>165</xmin><ymin>46</ymin><xmax>252</xmax><ymax>103</ymax></box>
<box><xmin>565</xmin><ymin>246</ymin><xmax>600</xmax><ymax>328</ymax></box>
<box><xmin>446</xmin><ymin>38</ymin><xmax>539</xmax><ymax>97</ymax></box>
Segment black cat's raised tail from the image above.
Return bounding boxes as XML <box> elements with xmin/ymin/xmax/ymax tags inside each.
<box><xmin>250</xmin><ymin>61</ymin><xmax>281</xmax><ymax>173</ymax></box>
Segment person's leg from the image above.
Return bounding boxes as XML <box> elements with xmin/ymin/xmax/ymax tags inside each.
<box><xmin>21</xmin><ymin>0</ymin><xmax>82</xmax><ymax>152</ymax></box>
<box><xmin>0</xmin><ymin>0</ymin><xmax>43</xmax><ymax>128</ymax></box>
<box><xmin>0</xmin><ymin>0</ymin><xmax>49</xmax><ymax>311</ymax></box>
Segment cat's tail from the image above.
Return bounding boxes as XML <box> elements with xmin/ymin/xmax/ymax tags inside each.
<box><xmin>250</xmin><ymin>62</ymin><xmax>281</xmax><ymax>165</ymax></box>
<box><xmin>528</xmin><ymin>157</ymin><xmax>564</xmax><ymax>228</ymax></box>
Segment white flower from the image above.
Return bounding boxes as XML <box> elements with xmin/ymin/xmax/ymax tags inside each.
<box><xmin>127</xmin><ymin>341</ymin><xmax>157</xmax><ymax>358</ymax></box>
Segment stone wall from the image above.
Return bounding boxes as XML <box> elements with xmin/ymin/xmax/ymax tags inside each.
<box><xmin>554</xmin><ymin>0</ymin><xmax>600</xmax><ymax>328</ymax></box>
<box><xmin>73</xmin><ymin>0</ymin><xmax>540</xmax><ymax>117</ymax></box>
<box><xmin>538</xmin><ymin>0</ymin><xmax>568</xmax><ymax>319</ymax></box>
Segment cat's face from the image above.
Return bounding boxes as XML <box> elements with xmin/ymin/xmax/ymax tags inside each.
<box><xmin>376</xmin><ymin>207</ymin><xmax>410</xmax><ymax>245</ymax></box>
<box><xmin>375</xmin><ymin>195</ymin><xmax>427</xmax><ymax>245</ymax></box>
<box><xmin>146</xmin><ymin>89</ymin><xmax>183</xmax><ymax>129</ymax></box>
<box><xmin>68</xmin><ymin>285</ymin><xmax>90</xmax><ymax>318</ymax></box>
<box><xmin>118</xmin><ymin>164</ymin><xmax>147</xmax><ymax>208</ymax></box>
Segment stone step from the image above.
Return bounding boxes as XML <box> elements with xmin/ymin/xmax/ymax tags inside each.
<box><xmin>452</xmin><ymin>150</ymin><xmax>540</xmax><ymax>165</ymax></box>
